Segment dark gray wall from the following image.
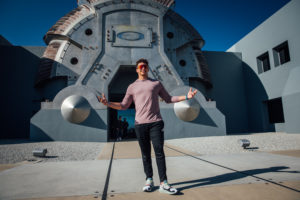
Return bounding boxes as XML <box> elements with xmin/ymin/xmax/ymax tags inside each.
<box><xmin>192</xmin><ymin>51</ymin><xmax>249</xmax><ymax>134</ymax></box>
<box><xmin>0</xmin><ymin>46</ymin><xmax>44</xmax><ymax>139</ymax></box>
<box><xmin>199</xmin><ymin>51</ymin><xmax>274</xmax><ymax>134</ymax></box>
<box><xmin>242</xmin><ymin>61</ymin><xmax>275</xmax><ymax>133</ymax></box>
<box><xmin>0</xmin><ymin>45</ymin><xmax>67</xmax><ymax>139</ymax></box>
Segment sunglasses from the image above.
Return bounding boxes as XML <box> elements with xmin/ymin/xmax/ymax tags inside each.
<box><xmin>137</xmin><ymin>64</ymin><xmax>148</xmax><ymax>69</ymax></box>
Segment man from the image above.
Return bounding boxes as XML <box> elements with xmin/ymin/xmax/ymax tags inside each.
<box><xmin>122</xmin><ymin>118</ymin><xmax>129</xmax><ymax>139</ymax></box>
<box><xmin>116</xmin><ymin>116</ymin><xmax>123</xmax><ymax>141</ymax></box>
<box><xmin>97</xmin><ymin>58</ymin><xmax>197</xmax><ymax>194</ymax></box>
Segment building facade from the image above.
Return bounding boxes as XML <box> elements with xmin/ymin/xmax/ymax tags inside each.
<box><xmin>1</xmin><ymin>0</ymin><xmax>298</xmax><ymax>141</ymax></box>
<box><xmin>227</xmin><ymin>0</ymin><xmax>300</xmax><ymax>133</ymax></box>
<box><xmin>30</xmin><ymin>0</ymin><xmax>226</xmax><ymax>141</ymax></box>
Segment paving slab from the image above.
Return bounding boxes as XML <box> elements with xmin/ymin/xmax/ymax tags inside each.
<box><xmin>198</xmin><ymin>152</ymin><xmax>300</xmax><ymax>183</ymax></box>
<box><xmin>106</xmin><ymin>181</ymin><xmax>300</xmax><ymax>200</ymax></box>
<box><xmin>107</xmin><ymin>156</ymin><xmax>258</xmax><ymax>195</ymax></box>
<box><xmin>102</xmin><ymin>141</ymin><xmax>200</xmax><ymax>160</ymax></box>
<box><xmin>19</xmin><ymin>181</ymin><xmax>300</xmax><ymax>200</ymax></box>
<box><xmin>97</xmin><ymin>142</ymin><xmax>114</xmax><ymax>160</ymax></box>
<box><xmin>0</xmin><ymin>161</ymin><xmax>29</xmax><ymax>172</ymax></box>
<box><xmin>0</xmin><ymin>160</ymin><xmax>110</xmax><ymax>200</ymax></box>
<box><xmin>268</xmin><ymin>150</ymin><xmax>300</xmax><ymax>157</ymax></box>
<box><xmin>1</xmin><ymin>141</ymin><xmax>299</xmax><ymax>200</ymax></box>
<box><xmin>24</xmin><ymin>195</ymin><xmax>98</xmax><ymax>200</ymax></box>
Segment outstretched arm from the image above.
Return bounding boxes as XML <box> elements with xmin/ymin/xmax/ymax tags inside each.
<box><xmin>159</xmin><ymin>84</ymin><xmax>198</xmax><ymax>103</ymax></box>
<box><xmin>97</xmin><ymin>92</ymin><xmax>133</xmax><ymax>110</ymax></box>
<box><xmin>97</xmin><ymin>93</ymin><xmax>123</xmax><ymax>110</ymax></box>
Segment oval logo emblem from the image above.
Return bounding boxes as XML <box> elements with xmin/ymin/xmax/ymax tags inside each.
<box><xmin>117</xmin><ymin>31</ymin><xmax>144</xmax><ymax>41</ymax></box>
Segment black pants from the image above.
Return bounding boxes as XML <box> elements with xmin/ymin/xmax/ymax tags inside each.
<box><xmin>135</xmin><ymin>120</ymin><xmax>167</xmax><ymax>182</ymax></box>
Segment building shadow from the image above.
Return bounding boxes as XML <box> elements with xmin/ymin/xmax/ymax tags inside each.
<box><xmin>190</xmin><ymin>108</ymin><xmax>217</xmax><ymax>127</ymax></box>
<box><xmin>81</xmin><ymin>109</ymin><xmax>107</xmax><ymax>129</ymax></box>
<box><xmin>242</xmin><ymin>61</ymin><xmax>275</xmax><ymax>133</ymax></box>
<box><xmin>202</xmin><ymin>51</ymin><xmax>274</xmax><ymax>134</ymax></box>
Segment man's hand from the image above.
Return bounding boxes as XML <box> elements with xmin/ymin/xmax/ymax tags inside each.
<box><xmin>97</xmin><ymin>93</ymin><xmax>108</xmax><ymax>106</ymax></box>
<box><xmin>187</xmin><ymin>88</ymin><xmax>198</xmax><ymax>99</ymax></box>
<box><xmin>97</xmin><ymin>94</ymin><xmax>123</xmax><ymax>110</ymax></box>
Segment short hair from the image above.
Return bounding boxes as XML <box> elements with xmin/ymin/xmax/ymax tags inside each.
<box><xmin>136</xmin><ymin>58</ymin><xmax>148</xmax><ymax>68</ymax></box>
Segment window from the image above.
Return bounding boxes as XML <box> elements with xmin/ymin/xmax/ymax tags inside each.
<box><xmin>266</xmin><ymin>97</ymin><xmax>285</xmax><ymax>123</ymax></box>
<box><xmin>273</xmin><ymin>41</ymin><xmax>290</xmax><ymax>66</ymax></box>
<box><xmin>257</xmin><ymin>52</ymin><xmax>270</xmax><ymax>74</ymax></box>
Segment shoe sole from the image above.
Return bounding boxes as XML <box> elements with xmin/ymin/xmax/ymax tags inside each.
<box><xmin>159</xmin><ymin>188</ymin><xmax>177</xmax><ymax>195</ymax></box>
<box><xmin>143</xmin><ymin>185</ymin><xmax>153</xmax><ymax>192</ymax></box>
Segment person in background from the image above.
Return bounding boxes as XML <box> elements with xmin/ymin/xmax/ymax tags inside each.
<box><xmin>116</xmin><ymin>116</ymin><xmax>123</xmax><ymax>141</ymax></box>
<box><xmin>123</xmin><ymin>118</ymin><xmax>129</xmax><ymax>139</ymax></box>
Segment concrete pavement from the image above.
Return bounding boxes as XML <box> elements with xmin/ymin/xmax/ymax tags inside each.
<box><xmin>0</xmin><ymin>140</ymin><xmax>299</xmax><ymax>200</ymax></box>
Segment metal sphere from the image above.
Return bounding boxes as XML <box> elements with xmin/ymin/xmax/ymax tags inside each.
<box><xmin>61</xmin><ymin>95</ymin><xmax>91</xmax><ymax>124</ymax></box>
<box><xmin>174</xmin><ymin>99</ymin><xmax>200</xmax><ymax>122</ymax></box>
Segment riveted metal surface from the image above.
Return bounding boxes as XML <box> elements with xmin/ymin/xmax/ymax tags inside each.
<box><xmin>31</xmin><ymin>0</ymin><xmax>225</xmax><ymax>142</ymax></box>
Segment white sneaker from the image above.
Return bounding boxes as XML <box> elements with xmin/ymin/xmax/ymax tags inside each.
<box><xmin>159</xmin><ymin>180</ymin><xmax>177</xmax><ymax>194</ymax></box>
<box><xmin>143</xmin><ymin>178</ymin><xmax>154</xmax><ymax>192</ymax></box>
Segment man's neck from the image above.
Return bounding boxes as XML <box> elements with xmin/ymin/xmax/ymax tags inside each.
<box><xmin>138</xmin><ymin>75</ymin><xmax>148</xmax><ymax>80</ymax></box>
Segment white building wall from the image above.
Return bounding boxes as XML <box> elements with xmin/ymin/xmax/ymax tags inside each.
<box><xmin>227</xmin><ymin>0</ymin><xmax>300</xmax><ymax>133</ymax></box>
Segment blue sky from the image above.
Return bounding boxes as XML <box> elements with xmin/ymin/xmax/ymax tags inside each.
<box><xmin>0</xmin><ymin>0</ymin><xmax>290</xmax><ymax>51</ymax></box>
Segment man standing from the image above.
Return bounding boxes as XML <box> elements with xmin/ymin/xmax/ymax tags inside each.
<box><xmin>116</xmin><ymin>116</ymin><xmax>123</xmax><ymax>141</ymax></box>
<box><xmin>122</xmin><ymin>118</ymin><xmax>129</xmax><ymax>139</ymax></box>
<box><xmin>97</xmin><ymin>58</ymin><xmax>197</xmax><ymax>194</ymax></box>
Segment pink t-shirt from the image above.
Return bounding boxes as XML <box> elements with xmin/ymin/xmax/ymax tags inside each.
<box><xmin>120</xmin><ymin>79</ymin><xmax>180</xmax><ymax>124</ymax></box>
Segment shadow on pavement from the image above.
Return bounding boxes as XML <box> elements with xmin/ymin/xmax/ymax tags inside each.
<box><xmin>171</xmin><ymin>166</ymin><xmax>300</xmax><ymax>192</ymax></box>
